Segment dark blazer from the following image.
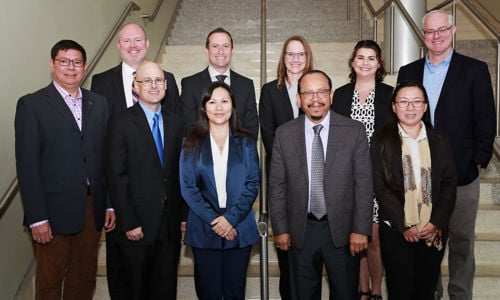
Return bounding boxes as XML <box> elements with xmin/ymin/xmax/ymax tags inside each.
<box><xmin>371</xmin><ymin>126</ymin><xmax>457</xmax><ymax>232</ymax></box>
<box><xmin>333</xmin><ymin>81</ymin><xmax>393</xmax><ymax>131</ymax></box>
<box><xmin>91</xmin><ymin>63</ymin><xmax>179</xmax><ymax>116</ymax></box>
<box><xmin>259</xmin><ymin>79</ymin><xmax>297</xmax><ymax>159</ymax></box>
<box><xmin>397</xmin><ymin>51</ymin><xmax>496</xmax><ymax>185</ymax></box>
<box><xmin>179</xmin><ymin>133</ymin><xmax>260</xmax><ymax>249</ymax></box>
<box><xmin>15</xmin><ymin>83</ymin><xmax>109</xmax><ymax>234</ymax></box>
<box><xmin>180</xmin><ymin>67</ymin><xmax>259</xmax><ymax>138</ymax></box>
<box><xmin>105</xmin><ymin>104</ymin><xmax>187</xmax><ymax>245</ymax></box>
<box><xmin>269</xmin><ymin>112</ymin><xmax>373</xmax><ymax>248</ymax></box>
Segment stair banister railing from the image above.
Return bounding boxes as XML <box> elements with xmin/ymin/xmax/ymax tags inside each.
<box><xmin>81</xmin><ymin>1</ymin><xmax>141</xmax><ymax>86</ymax></box>
<box><xmin>258</xmin><ymin>1</ymin><xmax>270</xmax><ymax>299</ymax></box>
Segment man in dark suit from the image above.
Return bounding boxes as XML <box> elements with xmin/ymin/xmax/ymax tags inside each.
<box><xmin>91</xmin><ymin>23</ymin><xmax>179</xmax><ymax>116</ymax></box>
<box><xmin>105</xmin><ymin>61</ymin><xmax>186</xmax><ymax>299</ymax></box>
<box><xmin>179</xmin><ymin>27</ymin><xmax>259</xmax><ymax>138</ymax></box>
<box><xmin>269</xmin><ymin>70</ymin><xmax>373</xmax><ymax>299</ymax></box>
<box><xmin>15</xmin><ymin>39</ymin><xmax>115</xmax><ymax>299</ymax></box>
<box><xmin>397</xmin><ymin>10</ymin><xmax>496</xmax><ymax>300</ymax></box>
<box><xmin>90</xmin><ymin>23</ymin><xmax>180</xmax><ymax>299</ymax></box>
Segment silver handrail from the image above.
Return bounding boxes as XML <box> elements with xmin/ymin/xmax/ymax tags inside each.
<box><xmin>259</xmin><ymin>0</ymin><xmax>269</xmax><ymax>299</ymax></box>
<box><xmin>141</xmin><ymin>0</ymin><xmax>163</xmax><ymax>22</ymax></box>
<box><xmin>154</xmin><ymin>0</ymin><xmax>181</xmax><ymax>61</ymax></box>
<box><xmin>81</xmin><ymin>1</ymin><xmax>141</xmax><ymax>85</ymax></box>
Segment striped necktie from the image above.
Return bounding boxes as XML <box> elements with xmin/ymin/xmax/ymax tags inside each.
<box><xmin>132</xmin><ymin>71</ymin><xmax>139</xmax><ymax>104</ymax></box>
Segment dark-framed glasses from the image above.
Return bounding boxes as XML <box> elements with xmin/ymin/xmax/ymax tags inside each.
<box><xmin>135</xmin><ymin>78</ymin><xmax>166</xmax><ymax>86</ymax></box>
<box><xmin>54</xmin><ymin>58</ymin><xmax>85</xmax><ymax>68</ymax></box>
<box><xmin>394</xmin><ymin>100</ymin><xmax>426</xmax><ymax>108</ymax></box>
<box><xmin>285</xmin><ymin>52</ymin><xmax>307</xmax><ymax>60</ymax></box>
<box><xmin>300</xmin><ymin>89</ymin><xmax>331</xmax><ymax>101</ymax></box>
<box><xmin>423</xmin><ymin>26</ymin><xmax>453</xmax><ymax>36</ymax></box>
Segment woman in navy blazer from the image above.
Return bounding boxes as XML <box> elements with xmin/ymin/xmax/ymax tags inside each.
<box><xmin>180</xmin><ymin>82</ymin><xmax>260</xmax><ymax>299</ymax></box>
<box><xmin>332</xmin><ymin>40</ymin><xmax>393</xmax><ymax>300</ymax></box>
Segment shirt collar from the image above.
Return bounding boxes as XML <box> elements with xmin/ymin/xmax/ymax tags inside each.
<box><xmin>425</xmin><ymin>49</ymin><xmax>453</xmax><ymax>67</ymax></box>
<box><xmin>122</xmin><ymin>62</ymin><xmax>136</xmax><ymax>77</ymax></box>
<box><xmin>398</xmin><ymin>121</ymin><xmax>427</xmax><ymax>141</ymax></box>
<box><xmin>305</xmin><ymin>111</ymin><xmax>330</xmax><ymax>133</ymax></box>
<box><xmin>138</xmin><ymin>101</ymin><xmax>162</xmax><ymax>123</ymax></box>
<box><xmin>52</xmin><ymin>81</ymin><xmax>82</xmax><ymax>99</ymax></box>
<box><xmin>208</xmin><ymin>65</ymin><xmax>230</xmax><ymax>81</ymax></box>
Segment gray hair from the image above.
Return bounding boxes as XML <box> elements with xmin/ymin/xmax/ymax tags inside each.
<box><xmin>422</xmin><ymin>10</ymin><xmax>454</xmax><ymax>27</ymax></box>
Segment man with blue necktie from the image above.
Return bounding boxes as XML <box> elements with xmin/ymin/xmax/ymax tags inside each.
<box><xmin>105</xmin><ymin>61</ymin><xmax>187</xmax><ymax>299</ymax></box>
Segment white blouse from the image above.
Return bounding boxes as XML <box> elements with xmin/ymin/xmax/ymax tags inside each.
<box><xmin>210</xmin><ymin>134</ymin><xmax>229</xmax><ymax>208</ymax></box>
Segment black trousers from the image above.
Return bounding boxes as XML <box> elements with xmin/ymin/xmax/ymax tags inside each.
<box><xmin>118</xmin><ymin>208</ymin><xmax>181</xmax><ymax>300</ymax></box>
<box><xmin>289</xmin><ymin>219</ymin><xmax>359</xmax><ymax>300</ymax></box>
<box><xmin>379</xmin><ymin>222</ymin><xmax>446</xmax><ymax>300</ymax></box>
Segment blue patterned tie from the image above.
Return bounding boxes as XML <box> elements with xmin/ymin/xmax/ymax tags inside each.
<box><xmin>310</xmin><ymin>124</ymin><xmax>326</xmax><ymax>219</ymax></box>
<box><xmin>152</xmin><ymin>113</ymin><xmax>164</xmax><ymax>166</ymax></box>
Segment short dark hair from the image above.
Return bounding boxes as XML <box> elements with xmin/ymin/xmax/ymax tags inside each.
<box><xmin>205</xmin><ymin>27</ymin><xmax>234</xmax><ymax>48</ymax></box>
<box><xmin>50</xmin><ymin>39</ymin><xmax>87</xmax><ymax>62</ymax></box>
<box><xmin>298</xmin><ymin>70</ymin><xmax>332</xmax><ymax>94</ymax></box>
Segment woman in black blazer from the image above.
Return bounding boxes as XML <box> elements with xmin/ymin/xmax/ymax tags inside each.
<box><xmin>372</xmin><ymin>81</ymin><xmax>456</xmax><ymax>299</ymax></box>
<box><xmin>332</xmin><ymin>40</ymin><xmax>392</xmax><ymax>300</ymax></box>
<box><xmin>258</xmin><ymin>35</ymin><xmax>314</xmax><ymax>300</ymax></box>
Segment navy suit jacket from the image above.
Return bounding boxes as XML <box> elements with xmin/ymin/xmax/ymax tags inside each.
<box><xmin>333</xmin><ymin>81</ymin><xmax>393</xmax><ymax>132</ymax></box>
<box><xmin>259</xmin><ymin>79</ymin><xmax>297</xmax><ymax>160</ymax></box>
<box><xmin>180</xmin><ymin>67</ymin><xmax>259</xmax><ymax>139</ymax></box>
<box><xmin>397</xmin><ymin>51</ymin><xmax>496</xmax><ymax>185</ymax></box>
<box><xmin>91</xmin><ymin>63</ymin><xmax>179</xmax><ymax>116</ymax></box>
<box><xmin>105</xmin><ymin>104</ymin><xmax>187</xmax><ymax>245</ymax></box>
<box><xmin>179</xmin><ymin>132</ymin><xmax>260</xmax><ymax>249</ymax></box>
<box><xmin>15</xmin><ymin>83</ymin><xmax>109</xmax><ymax>234</ymax></box>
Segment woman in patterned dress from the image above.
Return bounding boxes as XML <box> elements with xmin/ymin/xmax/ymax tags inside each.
<box><xmin>333</xmin><ymin>40</ymin><xmax>393</xmax><ymax>300</ymax></box>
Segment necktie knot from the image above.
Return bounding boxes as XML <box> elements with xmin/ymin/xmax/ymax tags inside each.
<box><xmin>313</xmin><ymin>124</ymin><xmax>323</xmax><ymax>135</ymax></box>
<box><xmin>153</xmin><ymin>113</ymin><xmax>159</xmax><ymax>123</ymax></box>
<box><xmin>216</xmin><ymin>74</ymin><xmax>227</xmax><ymax>83</ymax></box>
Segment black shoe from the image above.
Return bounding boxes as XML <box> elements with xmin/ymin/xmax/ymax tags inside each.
<box><xmin>359</xmin><ymin>290</ymin><xmax>371</xmax><ymax>299</ymax></box>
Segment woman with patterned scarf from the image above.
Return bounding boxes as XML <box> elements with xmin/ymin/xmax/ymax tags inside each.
<box><xmin>371</xmin><ymin>80</ymin><xmax>457</xmax><ymax>299</ymax></box>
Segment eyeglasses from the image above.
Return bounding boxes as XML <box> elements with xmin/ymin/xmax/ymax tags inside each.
<box><xmin>300</xmin><ymin>89</ymin><xmax>331</xmax><ymax>101</ymax></box>
<box><xmin>135</xmin><ymin>78</ymin><xmax>166</xmax><ymax>86</ymax></box>
<box><xmin>394</xmin><ymin>100</ymin><xmax>426</xmax><ymax>108</ymax></box>
<box><xmin>54</xmin><ymin>58</ymin><xmax>85</xmax><ymax>68</ymax></box>
<box><xmin>423</xmin><ymin>26</ymin><xmax>453</xmax><ymax>36</ymax></box>
<box><xmin>285</xmin><ymin>52</ymin><xmax>307</xmax><ymax>60</ymax></box>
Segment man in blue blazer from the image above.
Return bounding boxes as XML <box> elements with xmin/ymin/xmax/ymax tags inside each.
<box><xmin>90</xmin><ymin>23</ymin><xmax>180</xmax><ymax>299</ymax></box>
<box><xmin>105</xmin><ymin>61</ymin><xmax>187</xmax><ymax>299</ymax></box>
<box><xmin>269</xmin><ymin>70</ymin><xmax>373</xmax><ymax>299</ymax></box>
<box><xmin>179</xmin><ymin>27</ymin><xmax>259</xmax><ymax>138</ymax></box>
<box><xmin>15</xmin><ymin>39</ymin><xmax>115</xmax><ymax>299</ymax></box>
<box><xmin>397</xmin><ymin>10</ymin><xmax>496</xmax><ymax>300</ymax></box>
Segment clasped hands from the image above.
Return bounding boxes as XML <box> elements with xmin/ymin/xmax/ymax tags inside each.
<box><xmin>403</xmin><ymin>222</ymin><xmax>436</xmax><ymax>243</ymax></box>
<box><xmin>211</xmin><ymin>216</ymin><xmax>237</xmax><ymax>240</ymax></box>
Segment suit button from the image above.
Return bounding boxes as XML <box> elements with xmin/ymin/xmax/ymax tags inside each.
<box><xmin>163</xmin><ymin>196</ymin><xmax>168</xmax><ymax>201</ymax></box>
<box><xmin>83</xmin><ymin>158</ymin><xmax>87</xmax><ymax>162</ymax></box>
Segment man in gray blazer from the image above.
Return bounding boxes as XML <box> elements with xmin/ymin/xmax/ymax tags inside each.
<box><xmin>269</xmin><ymin>70</ymin><xmax>373</xmax><ymax>299</ymax></box>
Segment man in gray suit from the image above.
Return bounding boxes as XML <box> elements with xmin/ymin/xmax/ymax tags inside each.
<box><xmin>269</xmin><ymin>70</ymin><xmax>373</xmax><ymax>299</ymax></box>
